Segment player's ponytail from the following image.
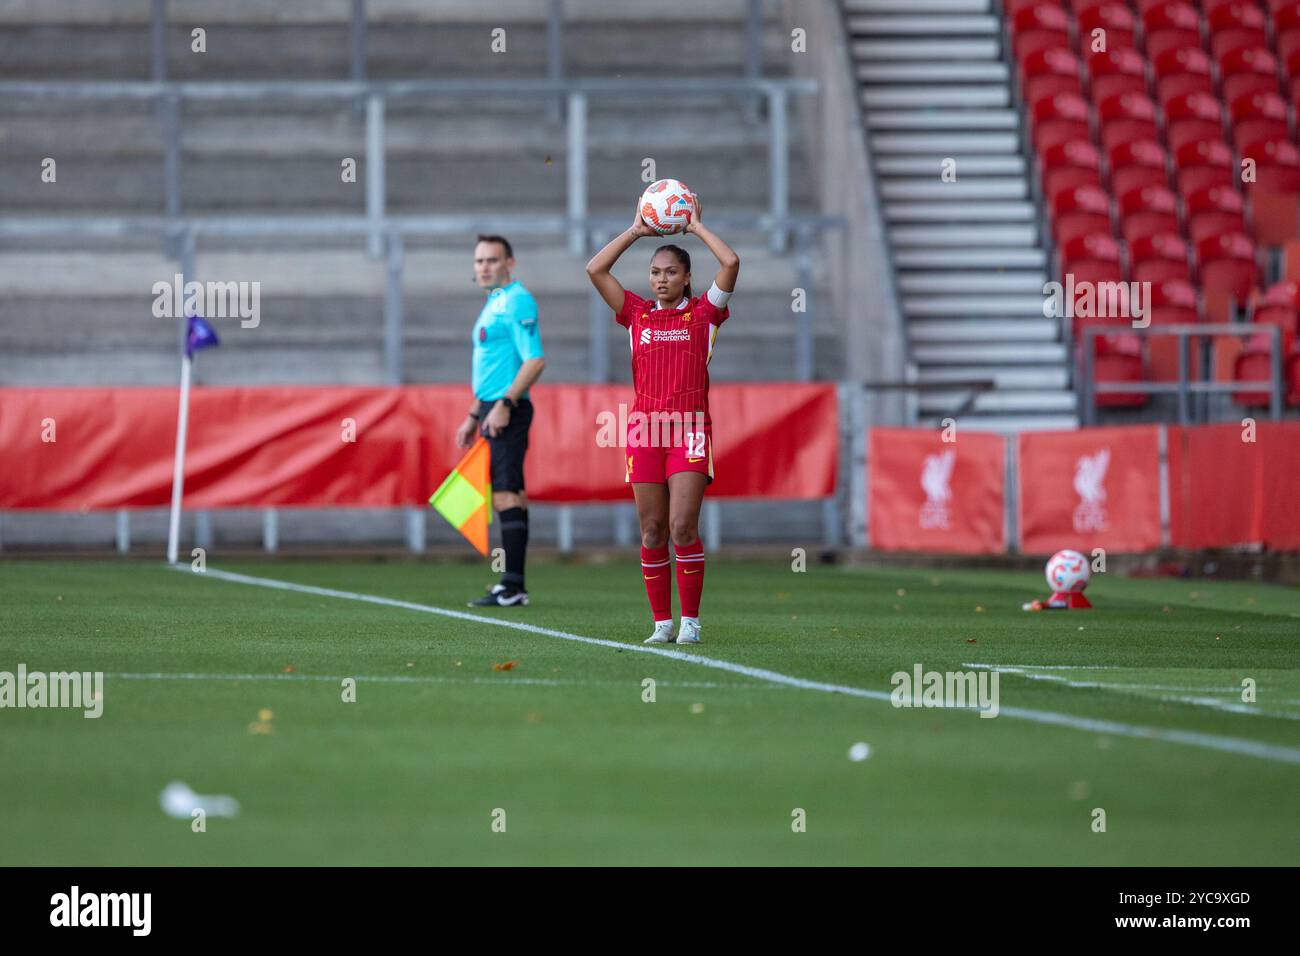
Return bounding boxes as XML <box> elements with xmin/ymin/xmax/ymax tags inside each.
<box><xmin>654</xmin><ymin>244</ymin><xmax>692</xmax><ymax>300</ymax></box>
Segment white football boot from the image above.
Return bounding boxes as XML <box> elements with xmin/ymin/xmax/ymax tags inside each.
<box><xmin>676</xmin><ymin>618</ymin><xmax>701</xmax><ymax>645</ymax></box>
<box><xmin>644</xmin><ymin>620</ymin><xmax>676</xmax><ymax>644</ymax></box>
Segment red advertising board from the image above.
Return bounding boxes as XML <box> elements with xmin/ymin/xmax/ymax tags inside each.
<box><xmin>0</xmin><ymin>383</ymin><xmax>838</xmax><ymax>509</ymax></box>
<box><xmin>1018</xmin><ymin>426</ymin><xmax>1163</xmax><ymax>554</ymax></box>
<box><xmin>868</xmin><ymin>428</ymin><xmax>1005</xmax><ymax>553</ymax></box>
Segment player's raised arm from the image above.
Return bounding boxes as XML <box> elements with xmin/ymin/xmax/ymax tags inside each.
<box><xmin>585</xmin><ymin>201</ymin><xmax>657</xmax><ymax>313</ymax></box>
<box><xmin>685</xmin><ymin>211</ymin><xmax>739</xmax><ymax>294</ymax></box>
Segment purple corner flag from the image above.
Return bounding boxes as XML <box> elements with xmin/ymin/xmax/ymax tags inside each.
<box><xmin>186</xmin><ymin>315</ymin><xmax>219</xmax><ymax>358</ymax></box>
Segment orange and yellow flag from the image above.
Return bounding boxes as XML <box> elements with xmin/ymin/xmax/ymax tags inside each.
<box><xmin>429</xmin><ymin>438</ymin><xmax>492</xmax><ymax>555</ymax></box>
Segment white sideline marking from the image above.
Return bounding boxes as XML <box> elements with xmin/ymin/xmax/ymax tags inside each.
<box><xmin>965</xmin><ymin>664</ymin><xmax>1300</xmax><ymax>723</ymax></box>
<box><xmin>110</xmin><ymin>672</ymin><xmax>770</xmax><ymax>691</ymax></box>
<box><xmin>187</xmin><ymin>567</ymin><xmax>1300</xmax><ymax>765</ymax></box>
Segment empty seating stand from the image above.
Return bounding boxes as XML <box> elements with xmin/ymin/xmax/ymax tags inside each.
<box><xmin>1003</xmin><ymin>0</ymin><xmax>1300</xmax><ymax>411</ymax></box>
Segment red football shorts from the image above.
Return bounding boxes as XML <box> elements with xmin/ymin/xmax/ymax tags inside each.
<box><xmin>625</xmin><ymin>423</ymin><xmax>713</xmax><ymax>485</ymax></box>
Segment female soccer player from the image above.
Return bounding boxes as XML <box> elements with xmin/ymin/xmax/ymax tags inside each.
<box><xmin>585</xmin><ymin>200</ymin><xmax>739</xmax><ymax>645</ymax></box>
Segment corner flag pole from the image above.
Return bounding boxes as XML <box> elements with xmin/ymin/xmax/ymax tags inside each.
<box><xmin>165</xmin><ymin>352</ymin><xmax>193</xmax><ymax>565</ymax></box>
<box><xmin>165</xmin><ymin>307</ymin><xmax>219</xmax><ymax>566</ymax></box>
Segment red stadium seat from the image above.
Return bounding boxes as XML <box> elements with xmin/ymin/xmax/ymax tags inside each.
<box><xmin>1241</xmin><ymin>138</ymin><xmax>1300</xmax><ymax>193</ymax></box>
<box><xmin>1079</xmin><ymin>325</ymin><xmax>1147</xmax><ymax>407</ymax></box>
<box><xmin>1242</xmin><ymin>139</ymin><xmax>1300</xmax><ymax>242</ymax></box>
<box><xmin>1277</xmin><ymin>3</ymin><xmax>1300</xmax><ymax>62</ymax></box>
<box><xmin>1196</xmin><ymin>231</ymin><xmax>1259</xmax><ymax>305</ymax></box>
<box><xmin>1147</xmin><ymin>278</ymin><xmax>1202</xmax><ymax>380</ymax></box>
<box><xmin>1005</xmin><ymin>0</ymin><xmax>1067</xmax><ymax>16</ymax></box>
<box><xmin>1164</xmin><ymin>92</ymin><xmax>1225</xmax><ymax>151</ymax></box>
<box><xmin>1098</xmin><ymin>91</ymin><xmax>1159</xmax><ymax>151</ymax></box>
<box><xmin>1232</xmin><ymin>346</ymin><xmax>1300</xmax><ymax>406</ymax></box>
<box><xmin>1021</xmin><ymin>47</ymin><xmax>1085</xmax><ymax>103</ymax></box>
<box><xmin>1149</xmin><ymin>277</ymin><xmax>1200</xmax><ymax>322</ymax></box>
<box><xmin>1108</xmin><ymin>139</ymin><xmax>1170</xmax><ymax>194</ymax></box>
<box><xmin>1203</xmin><ymin>0</ymin><xmax>1266</xmax><ymax>11</ymax></box>
<box><xmin>1059</xmin><ymin>232</ymin><xmax>1124</xmax><ymax>284</ymax></box>
<box><xmin>1153</xmin><ymin>47</ymin><xmax>1214</xmax><ymax>106</ymax></box>
<box><xmin>1289</xmin><ymin>49</ymin><xmax>1300</xmax><ymax>103</ymax></box>
<box><xmin>1173</xmin><ymin>137</ymin><xmax>1236</xmax><ymax>193</ymax></box>
<box><xmin>1041</xmin><ymin>139</ymin><xmax>1104</xmax><ymax>200</ymax></box>
<box><xmin>1087</xmin><ymin>47</ymin><xmax>1148</xmax><ymax>102</ymax></box>
<box><xmin>1032</xmin><ymin>92</ymin><xmax>1093</xmax><ymax>150</ymax></box>
<box><xmin>1252</xmin><ymin>280</ymin><xmax>1300</xmax><ymax>333</ymax></box>
<box><xmin>1143</xmin><ymin>2</ymin><xmax>1202</xmax><ymax>61</ymax></box>
<box><xmin>1233</xmin><ymin>282</ymin><xmax>1300</xmax><ymax>405</ymax></box>
<box><xmin>1204</xmin><ymin>0</ymin><xmax>1269</xmax><ymax>9</ymax></box>
<box><xmin>1207</xmin><ymin>3</ymin><xmax>1269</xmax><ymax>60</ymax></box>
<box><xmin>1119</xmin><ymin>184</ymin><xmax>1180</xmax><ymax>243</ymax></box>
<box><xmin>1078</xmin><ymin>3</ymin><xmax>1138</xmax><ymax>53</ymax></box>
<box><xmin>1229</xmin><ymin>91</ymin><xmax>1290</xmax><ymax>151</ymax></box>
<box><xmin>1137</xmin><ymin>0</ymin><xmax>1185</xmax><ymax>13</ymax></box>
<box><xmin>1218</xmin><ymin>47</ymin><xmax>1279</xmax><ymax>102</ymax></box>
<box><xmin>1052</xmin><ymin>184</ymin><xmax>1114</xmax><ymax>243</ymax></box>
<box><xmin>1130</xmin><ymin>231</ymin><xmax>1192</xmax><ymax>282</ymax></box>
<box><xmin>1186</xmin><ymin>184</ymin><xmax>1247</xmax><ymax>242</ymax></box>
<box><xmin>1012</xmin><ymin>4</ymin><xmax>1072</xmax><ymax>60</ymax></box>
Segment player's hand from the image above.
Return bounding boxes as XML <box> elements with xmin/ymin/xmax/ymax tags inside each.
<box><xmin>455</xmin><ymin>416</ymin><xmax>477</xmax><ymax>449</ymax></box>
<box><xmin>629</xmin><ymin>200</ymin><xmax>655</xmax><ymax>238</ymax></box>
<box><xmin>483</xmin><ymin>402</ymin><xmax>511</xmax><ymax>438</ymax></box>
<box><xmin>685</xmin><ymin>199</ymin><xmax>702</xmax><ymax>233</ymax></box>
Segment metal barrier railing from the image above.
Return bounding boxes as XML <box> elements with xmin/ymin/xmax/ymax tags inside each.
<box><xmin>0</xmin><ymin>74</ymin><xmax>814</xmax><ymax>257</ymax></box>
<box><xmin>0</xmin><ymin>211</ymin><xmax>843</xmax><ymax>386</ymax></box>
<box><xmin>1080</xmin><ymin>324</ymin><xmax>1288</xmax><ymax>425</ymax></box>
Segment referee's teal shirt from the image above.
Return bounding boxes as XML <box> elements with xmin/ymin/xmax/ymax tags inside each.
<box><xmin>471</xmin><ymin>280</ymin><xmax>544</xmax><ymax>402</ymax></box>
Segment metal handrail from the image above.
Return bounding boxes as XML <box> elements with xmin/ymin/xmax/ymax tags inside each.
<box><xmin>0</xmin><ymin>78</ymin><xmax>817</xmax><ymax>99</ymax></box>
<box><xmin>0</xmin><ymin>76</ymin><xmax>817</xmax><ymax>257</ymax></box>
<box><xmin>1081</xmin><ymin>323</ymin><xmax>1287</xmax><ymax>425</ymax></box>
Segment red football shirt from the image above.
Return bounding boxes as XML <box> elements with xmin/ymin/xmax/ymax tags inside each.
<box><xmin>615</xmin><ymin>289</ymin><xmax>729</xmax><ymax>424</ymax></box>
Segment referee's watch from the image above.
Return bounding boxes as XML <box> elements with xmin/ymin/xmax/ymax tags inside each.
<box><xmin>499</xmin><ymin>397</ymin><xmax>517</xmax><ymax>410</ymax></box>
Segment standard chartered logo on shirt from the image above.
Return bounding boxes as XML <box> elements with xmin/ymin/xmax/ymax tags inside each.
<box><xmin>640</xmin><ymin>328</ymin><xmax>690</xmax><ymax>345</ymax></box>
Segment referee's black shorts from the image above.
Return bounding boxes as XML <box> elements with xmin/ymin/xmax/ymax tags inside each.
<box><xmin>478</xmin><ymin>398</ymin><xmax>533</xmax><ymax>494</ymax></box>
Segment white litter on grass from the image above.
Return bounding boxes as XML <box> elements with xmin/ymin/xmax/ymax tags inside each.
<box><xmin>848</xmin><ymin>742</ymin><xmax>871</xmax><ymax>762</ymax></box>
<box><xmin>160</xmin><ymin>781</ymin><xmax>240</xmax><ymax>820</ymax></box>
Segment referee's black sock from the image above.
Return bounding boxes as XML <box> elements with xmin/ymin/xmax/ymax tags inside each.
<box><xmin>499</xmin><ymin>507</ymin><xmax>528</xmax><ymax>590</ymax></box>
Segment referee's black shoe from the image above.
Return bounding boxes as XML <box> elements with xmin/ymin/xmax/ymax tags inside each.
<box><xmin>468</xmin><ymin>583</ymin><xmax>530</xmax><ymax>607</ymax></box>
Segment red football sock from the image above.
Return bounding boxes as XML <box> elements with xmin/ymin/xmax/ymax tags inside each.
<box><xmin>674</xmin><ymin>539</ymin><xmax>705</xmax><ymax>618</ymax></box>
<box><xmin>640</xmin><ymin>545</ymin><xmax>673</xmax><ymax>621</ymax></box>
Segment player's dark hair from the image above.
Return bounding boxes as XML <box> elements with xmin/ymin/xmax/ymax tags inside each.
<box><xmin>653</xmin><ymin>244</ymin><xmax>692</xmax><ymax>300</ymax></box>
<box><xmin>476</xmin><ymin>234</ymin><xmax>514</xmax><ymax>259</ymax></box>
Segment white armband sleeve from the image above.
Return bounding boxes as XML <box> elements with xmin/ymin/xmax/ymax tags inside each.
<box><xmin>706</xmin><ymin>282</ymin><xmax>732</xmax><ymax>309</ymax></box>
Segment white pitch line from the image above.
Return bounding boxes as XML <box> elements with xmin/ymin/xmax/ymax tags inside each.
<box><xmin>965</xmin><ymin>664</ymin><xmax>1300</xmax><ymax>722</ymax></box>
<box><xmin>184</xmin><ymin>567</ymin><xmax>1300</xmax><ymax>765</ymax></box>
<box><xmin>109</xmin><ymin>671</ymin><xmax>775</xmax><ymax>691</ymax></box>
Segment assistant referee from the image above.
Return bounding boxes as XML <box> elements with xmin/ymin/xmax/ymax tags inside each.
<box><xmin>455</xmin><ymin>235</ymin><xmax>546</xmax><ymax>607</ymax></box>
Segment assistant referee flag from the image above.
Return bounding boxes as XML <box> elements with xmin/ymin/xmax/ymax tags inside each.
<box><xmin>429</xmin><ymin>437</ymin><xmax>492</xmax><ymax>556</ymax></box>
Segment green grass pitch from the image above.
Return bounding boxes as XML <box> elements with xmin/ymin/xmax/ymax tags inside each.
<box><xmin>1</xmin><ymin>557</ymin><xmax>1297</xmax><ymax>865</ymax></box>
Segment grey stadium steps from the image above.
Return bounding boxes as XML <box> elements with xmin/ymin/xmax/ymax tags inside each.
<box><xmin>841</xmin><ymin>0</ymin><xmax>1077</xmax><ymax>432</ymax></box>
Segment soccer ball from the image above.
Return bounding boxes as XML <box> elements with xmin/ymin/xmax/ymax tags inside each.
<box><xmin>639</xmin><ymin>179</ymin><xmax>698</xmax><ymax>235</ymax></box>
<box><xmin>1045</xmin><ymin>549</ymin><xmax>1090</xmax><ymax>594</ymax></box>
